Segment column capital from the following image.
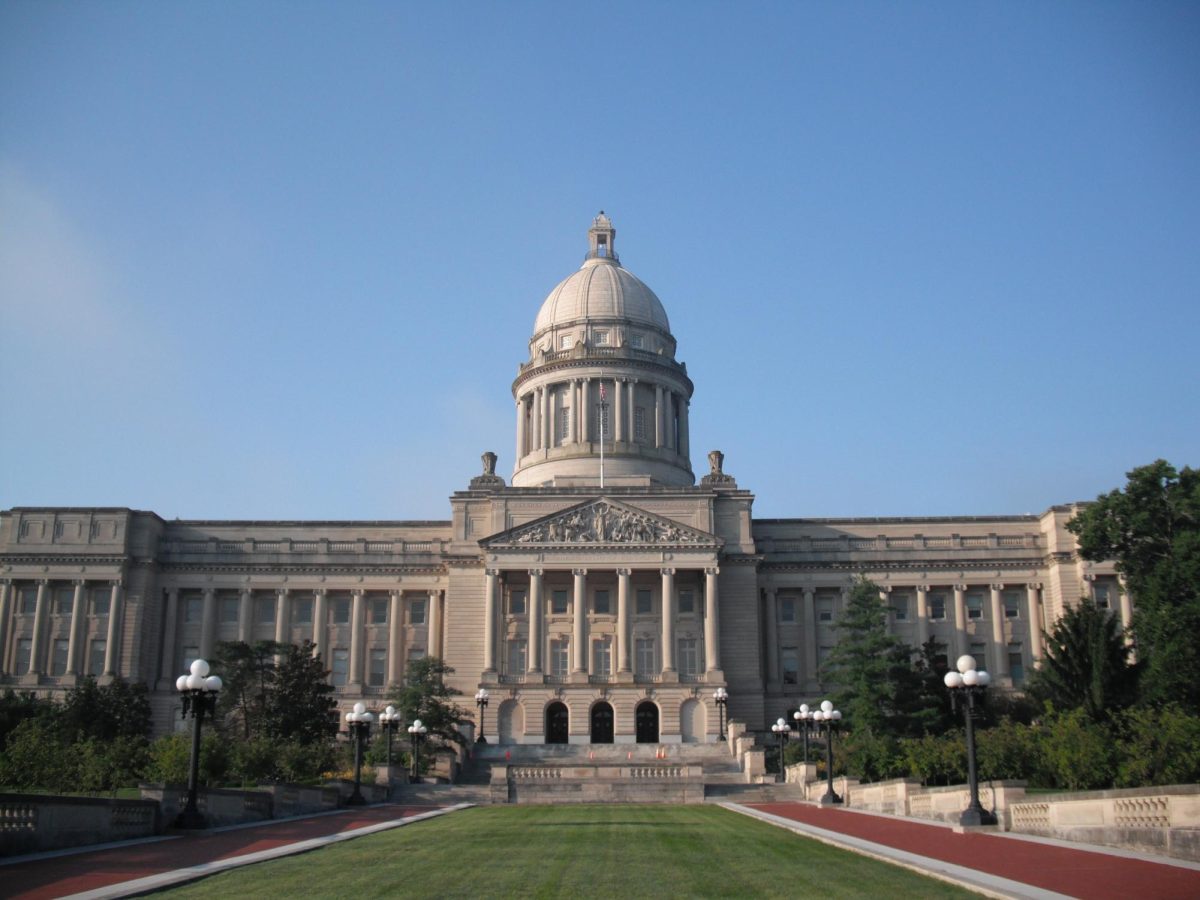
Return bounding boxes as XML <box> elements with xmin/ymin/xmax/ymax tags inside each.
<box><xmin>277</xmin><ymin>587</ymin><xmax>291</xmax><ymax>598</ymax></box>
<box><xmin>615</xmin><ymin>568</ymin><xmax>632</xmax><ymax>577</ymax></box>
<box><xmin>705</xmin><ymin>567</ymin><xmax>719</xmax><ymax>577</ymax></box>
<box><xmin>916</xmin><ymin>584</ymin><xmax>930</xmax><ymax>592</ymax></box>
<box><xmin>572</xmin><ymin>568</ymin><xmax>588</xmax><ymax>577</ymax></box>
<box><xmin>110</xmin><ymin>578</ymin><xmax>123</xmax><ymax>588</ymax></box>
<box><xmin>73</xmin><ymin>578</ymin><xmax>87</xmax><ymax>587</ymax></box>
<box><xmin>660</xmin><ymin>567</ymin><xmax>676</xmax><ymax>576</ymax></box>
<box><xmin>38</xmin><ymin>578</ymin><xmax>50</xmax><ymax>586</ymax></box>
<box><xmin>485</xmin><ymin>568</ymin><xmax>500</xmax><ymax>577</ymax></box>
<box><xmin>990</xmin><ymin>583</ymin><xmax>1005</xmax><ymax>592</ymax></box>
<box><xmin>1026</xmin><ymin>582</ymin><xmax>1043</xmax><ymax>591</ymax></box>
<box><xmin>879</xmin><ymin>584</ymin><xmax>893</xmax><ymax>594</ymax></box>
<box><xmin>351</xmin><ymin>588</ymin><xmax>365</xmax><ymax>597</ymax></box>
<box><xmin>528</xmin><ymin>568</ymin><xmax>544</xmax><ymax>578</ymax></box>
<box><xmin>313</xmin><ymin>587</ymin><xmax>327</xmax><ymax>597</ymax></box>
<box><xmin>954</xmin><ymin>583</ymin><xmax>968</xmax><ymax>592</ymax></box>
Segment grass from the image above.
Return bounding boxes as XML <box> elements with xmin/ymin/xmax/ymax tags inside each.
<box><xmin>157</xmin><ymin>804</ymin><xmax>973</xmax><ymax>899</ymax></box>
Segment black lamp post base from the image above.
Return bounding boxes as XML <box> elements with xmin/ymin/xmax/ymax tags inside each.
<box><xmin>476</xmin><ymin>735</ymin><xmax>488</xmax><ymax>744</ymax></box>
<box><xmin>959</xmin><ymin>806</ymin><xmax>998</xmax><ymax>827</ymax></box>
<box><xmin>345</xmin><ymin>792</ymin><xmax>367</xmax><ymax>806</ymax></box>
<box><xmin>173</xmin><ymin>806</ymin><xmax>209</xmax><ymax>829</ymax></box>
<box><xmin>818</xmin><ymin>791</ymin><xmax>843</xmax><ymax>805</ymax></box>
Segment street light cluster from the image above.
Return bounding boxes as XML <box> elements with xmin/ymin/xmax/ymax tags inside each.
<box><xmin>771</xmin><ymin>699</ymin><xmax>843</xmax><ymax>804</ymax></box>
<box><xmin>944</xmin><ymin>654</ymin><xmax>997</xmax><ymax>826</ymax></box>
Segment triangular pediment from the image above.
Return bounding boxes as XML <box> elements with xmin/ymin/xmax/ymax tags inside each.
<box><xmin>480</xmin><ymin>498</ymin><xmax>722</xmax><ymax>551</ymax></box>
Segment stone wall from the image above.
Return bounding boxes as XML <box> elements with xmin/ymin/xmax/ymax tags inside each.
<box><xmin>0</xmin><ymin>793</ymin><xmax>159</xmax><ymax>856</ymax></box>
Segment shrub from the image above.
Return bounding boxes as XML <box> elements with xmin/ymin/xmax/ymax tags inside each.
<box><xmin>1039</xmin><ymin>708</ymin><xmax>1116</xmax><ymax>790</ymax></box>
<box><xmin>1114</xmin><ymin>704</ymin><xmax>1200</xmax><ymax>788</ymax></box>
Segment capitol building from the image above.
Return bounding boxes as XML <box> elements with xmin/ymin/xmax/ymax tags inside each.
<box><xmin>0</xmin><ymin>214</ymin><xmax>1127</xmax><ymax>742</ymax></box>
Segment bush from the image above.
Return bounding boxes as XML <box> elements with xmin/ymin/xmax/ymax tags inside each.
<box><xmin>147</xmin><ymin>732</ymin><xmax>230</xmax><ymax>786</ymax></box>
<box><xmin>841</xmin><ymin>728</ymin><xmax>905</xmax><ymax>782</ymax></box>
<box><xmin>1039</xmin><ymin>709</ymin><xmax>1116</xmax><ymax>790</ymax></box>
<box><xmin>1114</xmin><ymin>704</ymin><xmax>1200</xmax><ymax>788</ymax></box>
<box><xmin>900</xmin><ymin>731</ymin><xmax>966</xmax><ymax>786</ymax></box>
<box><xmin>976</xmin><ymin>719</ymin><xmax>1041</xmax><ymax>782</ymax></box>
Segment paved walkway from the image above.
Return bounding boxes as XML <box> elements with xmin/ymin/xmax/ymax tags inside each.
<box><xmin>2</xmin><ymin>802</ymin><xmax>466</xmax><ymax>900</ymax></box>
<box><xmin>736</xmin><ymin>801</ymin><xmax>1200</xmax><ymax>900</ymax></box>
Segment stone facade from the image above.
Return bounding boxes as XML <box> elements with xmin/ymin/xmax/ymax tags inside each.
<box><xmin>0</xmin><ymin>214</ymin><xmax>1127</xmax><ymax>740</ymax></box>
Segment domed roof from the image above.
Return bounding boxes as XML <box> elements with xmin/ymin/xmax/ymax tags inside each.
<box><xmin>532</xmin><ymin>213</ymin><xmax>671</xmax><ymax>336</ymax></box>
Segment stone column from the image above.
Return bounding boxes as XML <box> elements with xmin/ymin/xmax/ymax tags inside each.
<box><xmin>664</xmin><ymin>391</ymin><xmax>675</xmax><ymax>450</ymax></box>
<box><xmin>614</xmin><ymin>379</ymin><xmax>624</xmax><ymax>442</ymax></box>
<box><xmin>764</xmin><ymin>587</ymin><xmax>780</xmax><ymax>685</ymax></box>
<box><xmin>1117</xmin><ymin>580</ymin><xmax>1134</xmax><ymax>632</ymax></box>
<box><xmin>65</xmin><ymin>580</ymin><xmax>86</xmax><ymax>676</ymax></box>
<box><xmin>654</xmin><ymin>384</ymin><xmax>665</xmax><ymax>448</ymax></box>
<box><xmin>915</xmin><ymin>585</ymin><xmax>930</xmax><ymax>648</ymax></box>
<box><xmin>802</xmin><ymin>588</ymin><xmax>818</xmax><ymax>683</ymax></box>
<box><xmin>678</xmin><ymin>396</ymin><xmax>690</xmax><ymax>460</ymax></box>
<box><xmin>990</xmin><ymin>584</ymin><xmax>1008</xmax><ymax>677</ymax></box>
<box><xmin>528</xmin><ymin>570</ymin><xmax>543</xmax><ymax>673</ymax></box>
<box><xmin>616</xmin><ymin>569</ymin><xmax>631</xmax><ymax>673</ymax></box>
<box><xmin>515</xmin><ymin>397</ymin><xmax>525</xmax><ymax>461</ymax></box>
<box><xmin>626</xmin><ymin>380</ymin><xmax>635</xmax><ymax>441</ymax></box>
<box><xmin>199</xmin><ymin>587</ymin><xmax>217</xmax><ymax>659</ymax></box>
<box><xmin>581</xmin><ymin>379</ymin><xmax>591</xmax><ymax>443</ymax></box>
<box><xmin>274</xmin><ymin>588</ymin><xmax>290</xmax><ymax>662</ymax></box>
<box><xmin>103</xmin><ymin>581</ymin><xmax>123</xmax><ymax>677</ymax></box>
<box><xmin>572</xmin><ymin>569</ymin><xmax>588</xmax><ymax>674</ymax></box>
<box><xmin>660</xmin><ymin>568</ymin><xmax>676</xmax><ymax>673</ymax></box>
<box><xmin>388</xmin><ymin>590</ymin><xmax>404</xmax><ymax>686</ymax></box>
<box><xmin>532</xmin><ymin>388</ymin><xmax>542</xmax><ymax>451</ymax></box>
<box><xmin>542</xmin><ymin>385</ymin><xmax>552</xmax><ymax>449</ymax></box>
<box><xmin>567</xmin><ymin>381</ymin><xmax>578</xmax><ymax>444</ymax></box>
<box><xmin>28</xmin><ymin>580</ymin><xmax>49</xmax><ymax>676</ymax></box>
<box><xmin>878</xmin><ymin>586</ymin><xmax>892</xmax><ymax>635</ymax></box>
<box><xmin>428</xmin><ymin>589</ymin><xmax>443</xmax><ymax>660</ymax></box>
<box><xmin>484</xmin><ymin>570</ymin><xmax>499</xmax><ymax>673</ymax></box>
<box><xmin>1026</xmin><ymin>583</ymin><xmax>1044</xmax><ymax>662</ymax></box>
<box><xmin>0</xmin><ymin>581</ymin><xmax>11</xmax><ymax>674</ymax></box>
<box><xmin>238</xmin><ymin>588</ymin><xmax>252</xmax><ymax>643</ymax></box>
<box><xmin>704</xmin><ymin>567</ymin><xmax>720</xmax><ymax>672</ymax></box>
<box><xmin>348</xmin><ymin>589</ymin><xmax>365</xmax><ymax>688</ymax></box>
<box><xmin>953</xmin><ymin>584</ymin><xmax>967</xmax><ymax>658</ymax></box>
<box><xmin>159</xmin><ymin>588</ymin><xmax>179</xmax><ymax>683</ymax></box>
<box><xmin>313</xmin><ymin>588</ymin><xmax>328</xmax><ymax>661</ymax></box>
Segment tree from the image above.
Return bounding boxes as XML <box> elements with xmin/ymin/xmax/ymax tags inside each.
<box><xmin>823</xmin><ymin>576</ymin><xmax>938</xmax><ymax>738</ymax></box>
<box><xmin>60</xmin><ymin>676</ymin><xmax>152</xmax><ymax>743</ymax></box>
<box><xmin>267</xmin><ymin>641</ymin><xmax>338</xmax><ymax>745</ymax></box>
<box><xmin>212</xmin><ymin>640</ymin><xmax>283</xmax><ymax>740</ymax></box>
<box><xmin>1067</xmin><ymin>460</ymin><xmax>1200</xmax><ymax>710</ymax></box>
<box><xmin>1026</xmin><ymin>600</ymin><xmax>1137</xmax><ymax>721</ymax></box>
<box><xmin>390</xmin><ymin>656</ymin><xmax>470</xmax><ymax>748</ymax></box>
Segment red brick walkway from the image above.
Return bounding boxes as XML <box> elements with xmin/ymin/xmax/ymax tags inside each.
<box><xmin>4</xmin><ymin>804</ymin><xmax>443</xmax><ymax>900</ymax></box>
<box><xmin>749</xmin><ymin>802</ymin><xmax>1200</xmax><ymax>899</ymax></box>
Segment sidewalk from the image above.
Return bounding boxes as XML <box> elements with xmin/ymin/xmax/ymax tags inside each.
<box><xmin>2</xmin><ymin>802</ymin><xmax>466</xmax><ymax>900</ymax></box>
<box><xmin>735</xmin><ymin>801</ymin><xmax>1200</xmax><ymax>900</ymax></box>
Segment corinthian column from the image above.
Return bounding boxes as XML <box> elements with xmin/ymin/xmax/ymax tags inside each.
<box><xmin>199</xmin><ymin>587</ymin><xmax>217</xmax><ymax>659</ymax></box>
<box><xmin>1026</xmin><ymin>583</ymin><xmax>1043</xmax><ymax>662</ymax></box>
<box><xmin>952</xmin><ymin>584</ymin><xmax>967</xmax><ymax>658</ymax></box>
<box><xmin>103</xmin><ymin>581</ymin><xmax>123</xmax><ymax>678</ymax></box>
<box><xmin>65</xmin><ymin>580</ymin><xmax>85</xmax><ymax>677</ymax></box>
<box><xmin>614</xmin><ymin>379</ymin><xmax>624</xmax><ymax>443</ymax></box>
<box><xmin>915</xmin><ymin>585</ymin><xmax>930</xmax><ymax>648</ymax></box>
<box><xmin>764</xmin><ymin>588</ymin><xmax>780</xmax><ymax>685</ymax></box>
<box><xmin>617</xmin><ymin>569</ymin><xmax>631</xmax><ymax>673</ymax></box>
<box><xmin>528</xmin><ymin>570</ymin><xmax>543</xmax><ymax>673</ymax></box>
<box><xmin>660</xmin><ymin>568</ymin><xmax>676</xmax><ymax>673</ymax></box>
<box><xmin>159</xmin><ymin>588</ymin><xmax>179</xmax><ymax>683</ymax></box>
<box><xmin>990</xmin><ymin>584</ymin><xmax>1008</xmax><ymax>677</ymax></box>
<box><xmin>348</xmin><ymin>589</ymin><xmax>365</xmax><ymax>688</ymax></box>
<box><xmin>704</xmin><ymin>567</ymin><xmax>720</xmax><ymax>672</ymax></box>
<box><xmin>572</xmin><ymin>569</ymin><xmax>588</xmax><ymax>675</ymax></box>
<box><xmin>484</xmin><ymin>570</ymin><xmax>499</xmax><ymax>673</ymax></box>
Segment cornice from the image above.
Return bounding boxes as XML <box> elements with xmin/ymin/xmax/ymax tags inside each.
<box><xmin>511</xmin><ymin>355</ymin><xmax>694</xmax><ymax>397</ymax></box>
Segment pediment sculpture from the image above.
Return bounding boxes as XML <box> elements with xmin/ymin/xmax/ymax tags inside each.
<box><xmin>497</xmin><ymin>500</ymin><xmax>714</xmax><ymax>547</ymax></box>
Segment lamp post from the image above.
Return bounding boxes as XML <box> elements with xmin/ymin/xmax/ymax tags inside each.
<box><xmin>713</xmin><ymin>687</ymin><xmax>728</xmax><ymax>741</ymax></box>
<box><xmin>173</xmin><ymin>658</ymin><xmax>222</xmax><ymax>829</ymax></box>
<box><xmin>407</xmin><ymin>718</ymin><xmax>428</xmax><ymax>784</ymax></box>
<box><xmin>812</xmin><ymin>700</ymin><xmax>843</xmax><ymax>805</ymax></box>
<box><xmin>944</xmin><ymin>654</ymin><xmax>997</xmax><ymax>827</ymax></box>
<box><xmin>379</xmin><ymin>705</ymin><xmax>401</xmax><ymax>785</ymax></box>
<box><xmin>344</xmin><ymin>701</ymin><xmax>374</xmax><ymax>806</ymax></box>
<box><xmin>770</xmin><ymin>717</ymin><xmax>790</xmax><ymax>783</ymax></box>
<box><xmin>475</xmin><ymin>688</ymin><xmax>490</xmax><ymax>744</ymax></box>
<box><xmin>792</xmin><ymin>704</ymin><xmax>811</xmax><ymax>764</ymax></box>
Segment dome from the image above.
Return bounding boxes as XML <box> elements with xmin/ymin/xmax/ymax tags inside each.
<box><xmin>531</xmin><ymin>212</ymin><xmax>670</xmax><ymax>337</ymax></box>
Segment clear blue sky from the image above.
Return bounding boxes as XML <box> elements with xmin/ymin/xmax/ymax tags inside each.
<box><xmin>2</xmin><ymin>2</ymin><xmax>1197</xmax><ymax>521</ymax></box>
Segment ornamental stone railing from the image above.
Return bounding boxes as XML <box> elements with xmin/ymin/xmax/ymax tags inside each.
<box><xmin>494</xmin><ymin>763</ymin><xmax>705</xmax><ymax>804</ymax></box>
<box><xmin>0</xmin><ymin>793</ymin><xmax>160</xmax><ymax>856</ymax></box>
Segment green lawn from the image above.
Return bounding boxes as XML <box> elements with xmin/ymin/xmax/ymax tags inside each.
<box><xmin>157</xmin><ymin>805</ymin><xmax>973</xmax><ymax>899</ymax></box>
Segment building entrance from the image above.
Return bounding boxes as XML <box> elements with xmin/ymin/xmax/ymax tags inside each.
<box><xmin>635</xmin><ymin>701</ymin><xmax>659</xmax><ymax>743</ymax></box>
<box><xmin>590</xmin><ymin>702</ymin><xmax>614</xmax><ymax>743</ymax></box>
<box><xmin>545</xmin><ymin>701</ymin><xmax>569</xmax><ymax>744</ymax></box>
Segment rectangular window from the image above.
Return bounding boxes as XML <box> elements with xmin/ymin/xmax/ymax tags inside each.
<box><xmin>782</xmin><ymin>647</ymin><xmax>800</xmax><ymax>685</ymax></box>
<box><xmin>19</xmin><ymin>587</ymin><xmax>37</xmax><ymax>615</ymax></box>
<box><xmin>508</xmin><ymin>591</ymin><xmax>526</xmax><ymax>616</ymax></box>
<box><xmin>331</xmin><ymin>649</ymin><xmax>349</xmax><ymax>686</ymax></box>
<box><xmin>506</xmin><ymin>639</ymin><xmax>526</xmax><ymax>676</ymax></box>
<box><xmin>88</xmin><ymin>640</ymin><xmax>106</xmax><ymax>676</ymax></box>
<box><xmin>557</xmin><ymin>407</ymin><xmax>570</xmax><ymax>443</ymax></box>
<box><xmin>634</xmin><ymin>407</ymin><xmax>646</xmax><ymax>442</ymax></box>
<box><xmin>593</xmin><ymin>330</ymin><xmax>609</xmax><ymax>345</ymax></box>
<box><xmin>890</xmin><ymin>593</ymin><xmax>909</xmax><ymax>621</ymax></box>
<box><xmin>551</xmin><ymin>639</ymin><xmax>569</xmax><ymax>677</ymax></box>
<box><xmin>293</xmin><ymin>597</ymin><xmax>313</xmax><ymax>625</ymax></box>
<box><xmin>593</xmin><ymin>638</ymin><xmax>612</xmax><ymax>676</ymax></box>
<box><xmin>410</xmin><ymin>597</ymin><xmax>427</xmax><ymax>624</ymax></box>
<box><xmin>1094</xmin><ymin>584</ymin><xmax>1111</xmax><ymax>610</ymax></box>
<box><xmin>370</xmin><ymin>597</ymin><xmax>388</xmax><ymax>625</ymax></box>
<box><xmin>54</xmin><ymin>586</ymin><xmax>73</xmax><ymax>616</ymax></box>
<box><xmin>594</xmin><ymin>590</ymin><xmax>611</xmax><ymax>615</ymax></box>
<box><xmin>929</xmin><ymin>593</ymin><xmax>947</xmax><ymax>621</ymax></box>
<box><xmin>636</xmin><ymin>589</ymin><xmax>652</xmax><ymax>615</ymax></box>
<box><xmin>1008</xmin><ymin>643</ymin><xmax>1025</xmax><ymax>685</ymax></box>
<box><xmin>1003</xmin><ymin>591</ymin><xmax>1021</xmax><ymax>619</ymax></box>
<box><xmin>184</xmin><ymin>596</ymin><xmax>203</xmax><ymax>623</ymax></box>
<box><xmin>551</xmin><ymin>590</ymin><xmax>569</xmax><ymax>615</ymax></box>
<box><xmin>16</xmin><ymin>638</ymin><xmax>33</xmax><ymax>673</ymax></box>
<box><xmin>817</xmin><ymin>597</ymin><xmax>834</xmax><ymax>623</ymax></box>
<box><xmin>629</xmin><ymin>333</ymin><xmax>644</xmax><ymax>349</ymax></box>
<box><xmin>331</xmin><ymin>597</ymin><xmax>351</xmax><ymax>625</ymax></box>
<box><xmin>966</xmin><ymin>592</ymin><xmax>985</xmax><ymax>620</ymax></box>
<box><xmin>678</xmin><ymin>590</ymin><xmax>695</xmax><ymax>615</ymax></box>
<box><xmin>90</xmin><ymin>587</ymin><xmax>110</xmax><ymax>617</ymax></box>
<box><xmin>369</xmin><ymin>649</ymin><xmax>387</xmax><ymax>687</ymax></box>
<box><xmin>636</xmin><ymin>638</ymin><xmax>655</xmax><ymax>675</ymax></box>
<box><xmin>408</xmin><ymin>647</ymin><xmax>426</xmax><ymax>662</ymax></box>
<box><xmin>50</xmin><ymin>639</ymin><xmax>69</xmax><ymax>676</ymax></box>
<box><xmin>559</xmin><ymin>335</ymin><xmax>573</xmax><ymax>350</ymax></box>
<box><xmin>677</xmin><ymin>638</ymin><xmax>698</xmax><ymax>676</ymax></box>
<box><xmin>257</xmin><ymin>596</ymin><xmax>276</xmax><ymax>624</ymax></box>
<box><xmin>779</xmin><ymin>597</ymin><xmax>796</xmax><ymax>623</ymax></box>
<box><xmin>970</xmin><ymin>642</ymin><xmax>987</xmax><ymax>672</ymax></box>
<box><xmin>182</xmin><ymin>645</ymin><xmax>199</xmax><ymax>672</ymax></box>
<box><xmin>219</xmin><ymin>596</ymin><xmax>239</xmax><ymax>623</ymax></box>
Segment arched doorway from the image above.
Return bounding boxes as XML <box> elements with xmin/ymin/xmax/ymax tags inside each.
<box><xmin>680</xmin><ymin>698</ymin><xmax>706</xmax><ymax>743</ymax></box>
<box><xmin>590</xmin><ymin>702</ymin><xmax>614</xmax><ymax>743</ymax></box>
<box><xmin>497</xmin><ymin>700</ymin><xmax>523</xmax><ymax>745</ymax></box>
<box><xmin>635</xmin><ymin>701</ymin><xmax>659</xmax><ymax>743</ymax></box>
<box><xmin>545</xmin><ymin>701</ymin><xmax>569</xmax><ymax>744</ymax></box>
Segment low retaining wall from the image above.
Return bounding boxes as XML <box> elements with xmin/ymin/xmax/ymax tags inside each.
<box><xmin>0</xmin><ymin>793</ymin><xmax>160</xmax><ymax>856</ymax></box>
<box><xmin>493</xmin><ymin>764</ymin><xmax>706</xmax><ymax>804</ymax></box>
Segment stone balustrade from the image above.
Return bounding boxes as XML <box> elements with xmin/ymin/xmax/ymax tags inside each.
<box><xmin>492</xmin><ymin>763</ymin><xmax>704</xmax><ymax>803</ymax></box>
<box><xmin>0</xmin><ymin>793</ymin><xmax>159</xmax><ymax>856</ymax></box>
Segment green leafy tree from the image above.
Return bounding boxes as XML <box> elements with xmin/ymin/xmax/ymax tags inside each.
<box><xmin>823</xmin><ymin>576</ymin><xmax>938</xmax><ymax>738</ymax></box>
<box><xmin>390</xmin><ymin>656</ymin><xmax>470</xmax><ymax>749</ymax></box>
<box><xmin>60</xmin><ymin>677</ymin><xmax>152</xmax><ymax>743</ymax></box>
<box><xmin>0</xmin><ymin>689</ymin><xmax>50</xmax><ymax>752</ymax></box>
<box><xmin>267</xmin><ymin>641</ymin><xmax>338</xmax><ymax>746</ymax></box>
<box><xmin>1026</xmin><ymin>600</ymin><xmax>1137</xmax><ymax>721</ymax></box>
<box><xmin>1068</xmin><ymin>460</ymin><xmax>1200</xmax><ymax>711</ymax></box>
<box><xmin>212</xmin><ymin>640</ymin><xmax>283</xmax><ymax>740</ymax></box>
<box><xmin>1114</xmin><ymin>704</ymin><xmax>1200</xmax><ymax>788</ymax></box>
<box><xmin>1039</xmin><ymin>708</ymin><xmax>1116</xmax><ymax>790</ymax></box>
